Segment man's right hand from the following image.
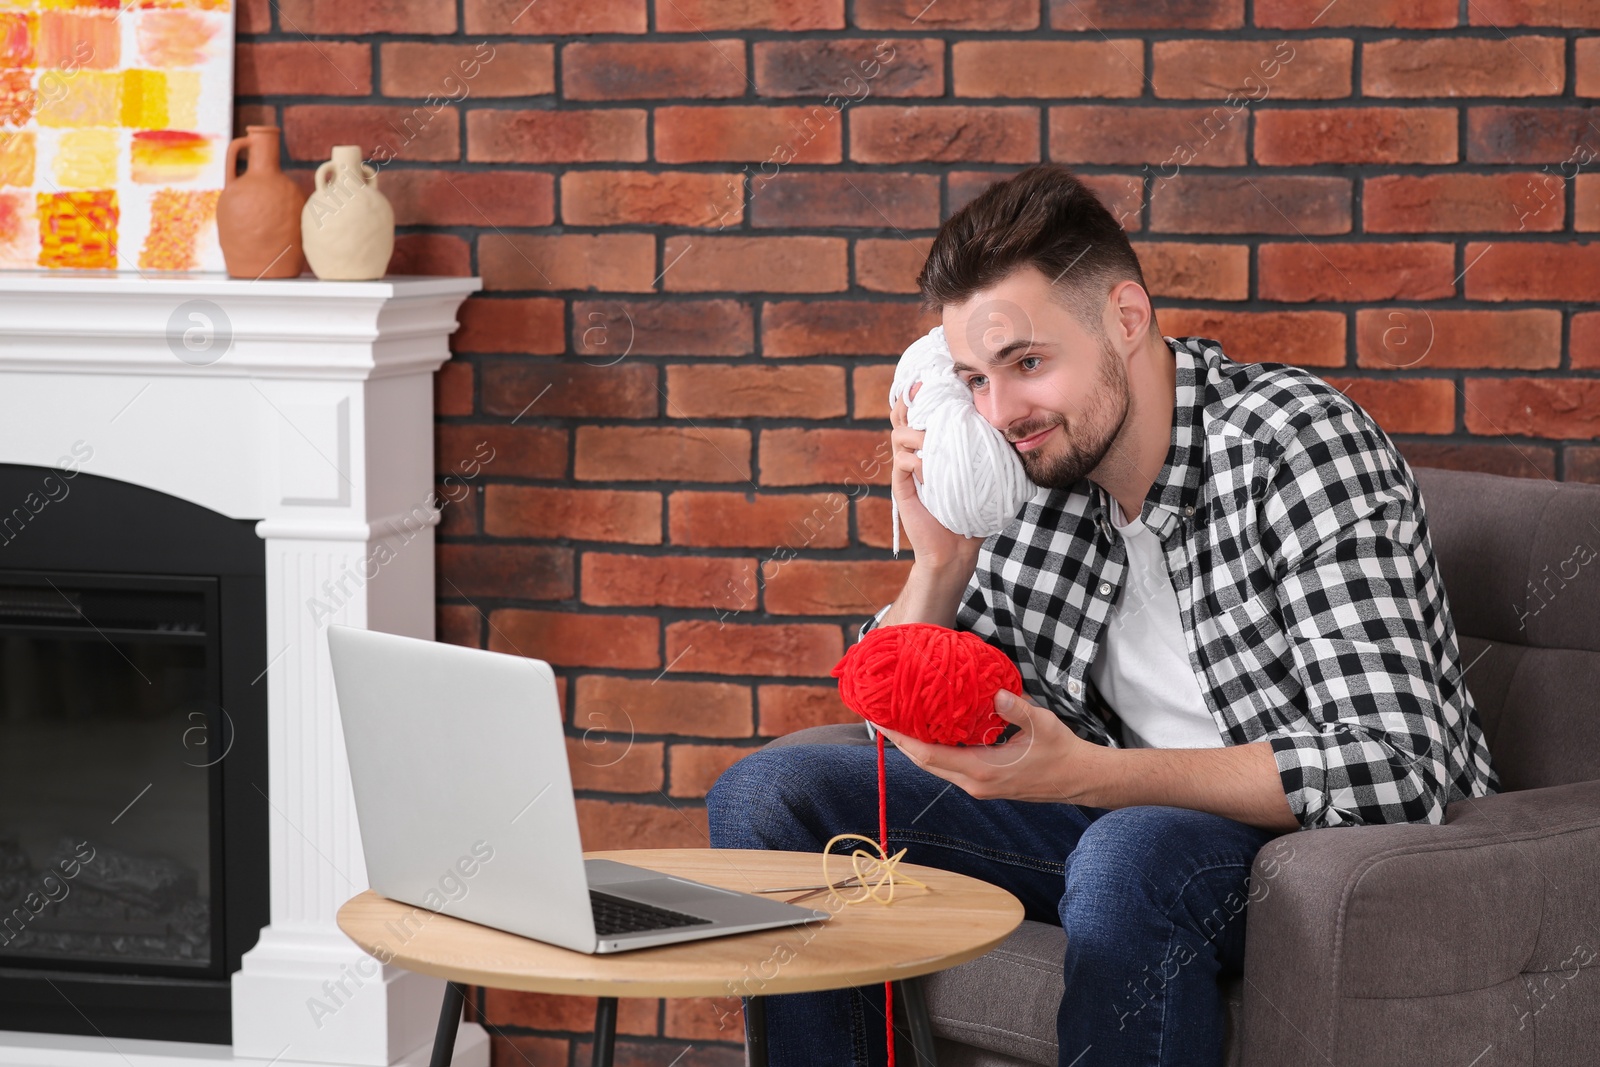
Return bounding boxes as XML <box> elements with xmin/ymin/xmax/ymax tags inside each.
<box><xmin>889</xmin><ymin>386</ymin><xmax>976</xmax><ymax>567</ymax></box>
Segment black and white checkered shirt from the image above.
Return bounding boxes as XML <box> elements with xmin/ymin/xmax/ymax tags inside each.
<box><xmin>867</xmin><ymin>334</ymin><xmax>1501</xmax><ymax>831</ymax></box>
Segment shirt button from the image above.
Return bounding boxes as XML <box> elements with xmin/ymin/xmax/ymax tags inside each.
<box><xmin>1098</xmin><ymin>581</ymin><xmax>1112</xmax><ymax>596</ymax></box>
<box><xmin>1183</xmin><ymin>504</ymin><xmax>1195</xmax><ymax>517</ymax></box>
<box><xmin>1068</xmin><ymin>678</ymin><xmax>1083</xmax><ymax>698</ymax></box>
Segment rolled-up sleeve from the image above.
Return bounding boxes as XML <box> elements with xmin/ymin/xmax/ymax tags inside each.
<box><xmin>857</xmin><ymin>601</ymin><xmax>894</xmax><ymax>642</ymax></box>
<box><xmin>1258</xmin><ymin>403</ymin><xmax>1454</xmax><ymax>830</ymax></box>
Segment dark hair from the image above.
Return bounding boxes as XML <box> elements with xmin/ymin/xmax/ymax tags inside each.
<box><xmin>917</xmin><ymin>164</ymin><xmax>1148</xmax><ymax>336</ymax></box>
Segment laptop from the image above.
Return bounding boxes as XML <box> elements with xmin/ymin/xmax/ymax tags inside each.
<box><xmin>326</xmin><ymin>624</ymin><xmax>830</xmax><ymax>954</ymax></box>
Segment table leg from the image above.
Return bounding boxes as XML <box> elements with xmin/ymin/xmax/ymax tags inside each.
<box><xmin>745</xmin><ymin>996</ymin><xmax>768</xmax><ymax>1067</ymax></box>
<box><xmin>428</xmin><ymin>982</ymin><xmax>467</xmax><ymax>1067</ymax></box>
<box><xmin>896</xmin><ymin>978</ymin><xmax>938</xmax><ymax>1067</ymax></box>
<box><xmin>592</xmin><ymin>996</ymin><xmax>618</xmax><ymax>1067</ymax></box>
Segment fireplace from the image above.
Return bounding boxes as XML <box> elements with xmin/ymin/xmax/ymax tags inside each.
<box><xmin>0</xmin><ymin>272</ymin><xmax>485</xmax><ymax>1067</ymax></box>
<box><xmin>0</xmin><ymin>464</ymin><xmax>269</xmax><ymax>1042</ymax></box>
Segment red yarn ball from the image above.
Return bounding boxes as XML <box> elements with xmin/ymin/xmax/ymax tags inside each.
<box><xmin>831</xmin><ymin>623</ymin><xmax>1024</xmax><ymax>746</ymax></box>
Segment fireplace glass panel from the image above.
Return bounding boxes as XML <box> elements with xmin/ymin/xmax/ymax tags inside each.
<box><xmin>0</xmin><ymin>576</ymin><xmax>219</xmax><ymax>970</ymax></box>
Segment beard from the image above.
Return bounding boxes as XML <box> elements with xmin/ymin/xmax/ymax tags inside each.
<box><xmin>1008</xmin><ymin>337</ymin><xmax>1131</xmax><ymax>491</ymax></box>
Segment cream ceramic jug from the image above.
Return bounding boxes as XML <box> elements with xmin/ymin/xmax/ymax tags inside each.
<box><xmin>301</xmin><ymin>145</ymin><xmax>394</xmax><ymax>280</ymax></box>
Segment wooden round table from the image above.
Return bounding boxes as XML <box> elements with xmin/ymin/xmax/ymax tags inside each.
<box><xmin>337</xmin><ymin>847</ymin><xmax>1025</xmax><ymax>1067</ymax></box>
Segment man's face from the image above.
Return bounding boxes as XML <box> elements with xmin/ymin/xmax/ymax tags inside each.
<box><xmin>943</xmin><ymin>266</ymin><xmax>1131</xmax><ymax>491</ymax></box>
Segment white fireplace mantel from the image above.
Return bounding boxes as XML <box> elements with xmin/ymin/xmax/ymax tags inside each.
<box><xmin>0</xmin><ymin>272</ymin><xmax>488</xmax><ymax>1067</ymax></box>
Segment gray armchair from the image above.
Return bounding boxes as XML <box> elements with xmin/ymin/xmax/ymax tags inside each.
<box><xmin>759</xmin><ymin>467</ymin><xmax>1600</xmax><ymax>1066</ymax></box>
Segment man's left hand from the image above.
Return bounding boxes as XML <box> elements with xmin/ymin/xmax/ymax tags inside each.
<box><xmin>875</xmin><ymin>690</ymin><xmax>1106</xmax><ymax>805</ymax></box>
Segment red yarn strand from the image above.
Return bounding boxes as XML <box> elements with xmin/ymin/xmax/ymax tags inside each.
<box><xmin>877</xmin><ymin>730</ymin><xmax>894</xmax><ymax>1067</ymax></box>
<box><xmin>877</xmin><ymin>730</ymin><xmax>888</xmax><ymax>852</ymax></box>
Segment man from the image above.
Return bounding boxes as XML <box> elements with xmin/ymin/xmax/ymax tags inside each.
<box><xmin>707</xmin><ymin>163</ymin><xmax>1500</xmax><ymax>1067</ymax></box>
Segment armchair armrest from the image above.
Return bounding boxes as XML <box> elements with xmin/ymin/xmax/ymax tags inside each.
<box><xmin>1239</xmin><ymin>778</ymin><xmax>1600</xmax><ymax>1067</ymax></box>
<box><xmin>761</xmin><ymin>722</ymin><xmax>873</xmax><ymax>750</ymax></box>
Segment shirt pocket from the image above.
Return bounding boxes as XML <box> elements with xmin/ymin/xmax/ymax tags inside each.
<box><xmin>1225</xmin><ymin>591</ymin><xmax>1280</xmax><ymax>650</ymax></box>
<box><xmin>1196</xmin><ymin>565</ymin><xmax>1279</xmax><ymax>649</ymax></box>
<box><xmin>1216</xmin><ymin>584</ymin><xmax>1290</xmax><ymax>688</ymax></box>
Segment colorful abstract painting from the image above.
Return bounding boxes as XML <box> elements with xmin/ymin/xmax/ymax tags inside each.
<box><xmin>0</xmin><ymin>1</ymin><xmax>232</xmax><ymax>271</ymax></box>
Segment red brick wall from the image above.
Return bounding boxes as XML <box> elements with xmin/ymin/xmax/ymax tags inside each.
<box><xmin>238</xmin><ymin>0</ymin><xmax>1600</xmax><ymax>1059</ymax></box>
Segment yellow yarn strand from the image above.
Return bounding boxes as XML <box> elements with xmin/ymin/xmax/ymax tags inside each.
<box><xmin>821</xmin><ymin>833</ymin><xmax>930</xmax><ymax>905</ymax></box>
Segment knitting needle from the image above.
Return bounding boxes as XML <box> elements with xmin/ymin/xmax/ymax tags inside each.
<box><xmin>751</xmin><ymin>877</ymin><xmax>864</xmax><ymax>894</ymax></box>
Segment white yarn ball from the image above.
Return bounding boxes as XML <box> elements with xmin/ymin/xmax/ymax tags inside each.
<box><xmin>887</xmin><ymin>325</ymin><xmax>1035</xmax><ymax>555</ymax></box>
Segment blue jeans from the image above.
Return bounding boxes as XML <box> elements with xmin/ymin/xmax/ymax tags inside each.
<box><xmin>706</xmin><ymin>741</ymin><xmax>1289</xmax><ymax>1067</ymax></box>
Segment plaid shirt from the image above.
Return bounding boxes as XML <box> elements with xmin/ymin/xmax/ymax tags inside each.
<box><xmin>867</xmin><ymin>335</ymin><xmax>1500</xmax><ymax>831</ymax></box>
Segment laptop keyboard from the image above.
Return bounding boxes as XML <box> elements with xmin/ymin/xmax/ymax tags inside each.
<box><xmin>590</xmin><ymin>890</ymin><xmax>714</xmax><ymax>938</ymax></box>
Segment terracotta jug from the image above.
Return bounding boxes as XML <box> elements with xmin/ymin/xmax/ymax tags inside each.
<box><xmin>216</xmin><ymin>126</ymin><xmax>307</xmax><ymax>279</ymax></box>
<box><xmin>301</xmin><ymin>145</ymin><xmax>394</xmax><ymax>281</ymax></box>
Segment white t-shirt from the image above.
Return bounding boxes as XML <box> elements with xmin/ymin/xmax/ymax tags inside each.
<box><xmin>1087</xmin><ymin>495</ymin><xmax>1223</xmax><ymax>750</ymax></box>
